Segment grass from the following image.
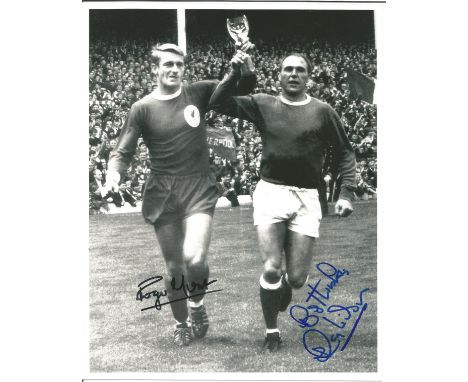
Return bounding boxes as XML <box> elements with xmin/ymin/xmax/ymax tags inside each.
<box><xmin>89</xmin><ymin>200</ymin><xmax>377</xmax><ymax>373</ymax></box>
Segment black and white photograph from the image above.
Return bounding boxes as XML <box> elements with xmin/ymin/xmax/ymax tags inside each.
<box><xmin>87</xmin><ymin>1</ymin><xmax>380</xmax><ymax>376</ymax></box>
<box><xmin>7</xmin><ymin>1</ymin><xmax>468</xmax><ymax>382</ymax></box>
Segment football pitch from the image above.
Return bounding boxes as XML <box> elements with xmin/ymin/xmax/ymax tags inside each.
<box><xmin>89</xmin><ymin>200</ymin><xmax>377</xmax><ymax>373</ymax></box>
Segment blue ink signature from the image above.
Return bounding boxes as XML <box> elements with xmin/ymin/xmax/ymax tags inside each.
<box><xmin>306</xmin><ymin>262</ymin><xmax>349</xmax><ymax>306</ymax></box>
<box><xmin>136</xmin><ymin>275</ymin><xmax>222</xmax><ymax>311</ymax></box>
<box><xmin>289</xmin><ymin>262</ymin><xmax>369</xmax><ymax>362</ymax></box>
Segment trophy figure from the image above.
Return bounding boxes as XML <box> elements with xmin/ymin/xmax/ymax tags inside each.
<box><xmin>226</xmin><ymin>15</ymin><xmax>254</xmax><ymax>51</ymax></box>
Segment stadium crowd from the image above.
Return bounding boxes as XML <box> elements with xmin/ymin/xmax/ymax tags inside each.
<box><xmin>89</xmin><ymin>35</ymin><xmax>377</xmax><ymax>213</ymax></box>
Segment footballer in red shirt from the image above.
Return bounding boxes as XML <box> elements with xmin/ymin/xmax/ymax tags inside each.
<box><xmin>106</xmin><ymin>44</ymin><xmax>255</xmax><ymax>346</ymax></box>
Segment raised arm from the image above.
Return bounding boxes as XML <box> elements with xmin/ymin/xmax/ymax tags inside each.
<box><xmin>209</xmin><ymin>51</ymin><xmax>260</xmax><ymax>122</ymax></box>
<box><xmin>235</xmin><ymin>52</ymin><xmax>256</xmax><ymax>95</ymax></box>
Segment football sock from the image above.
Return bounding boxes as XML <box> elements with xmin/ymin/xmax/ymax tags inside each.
<box><xmin>165</xmin><ymin>274</ymin><xmax>189</xmax><ymax>324</ymax></box>
<box><xmin>187</xmin><ymin>262</ymin><xmax>210</xmax><ymax>303</ymax></box>
<box><xmin>175</xmin><ymin>320</ymin><xmax>191</xmax><ymax>329</ymax></box>
<box><xmin>259</xmin><ymin>274</ymin><xmax>282</xmax><ymax>330</ymax></box>
<box><xmin>189</xmin><ymin>299</ymin><xmax>204</xmax><ymax>308</ymax></box>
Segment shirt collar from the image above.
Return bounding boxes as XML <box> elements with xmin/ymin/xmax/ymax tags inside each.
<box><xmin>151</xmin><ymin>87</ymin><xmax>182</xmax><ymax>100</ymax></box>
<box><xmin>279</xmin><ymin>93</ymin><xmax>311</xmax><ymax>106</ymax></box>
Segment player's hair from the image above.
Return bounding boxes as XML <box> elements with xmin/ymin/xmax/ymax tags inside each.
<box><xmin>151</xmin><ymin>43</ymin><xmax>185</xmax><ymax>67</ymax></box>
<box><xmin>280</xmin><ymin>53</ymin><xmax>312</xmax><ymax>74</ymax></box>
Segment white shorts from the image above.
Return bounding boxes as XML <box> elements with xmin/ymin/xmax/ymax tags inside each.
<box><xmin>253</xmin><ymin>179</ymin><xmax>322</xmax><ymax>238</ymax></box>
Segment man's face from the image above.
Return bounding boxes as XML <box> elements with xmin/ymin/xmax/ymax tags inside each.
<box><xmin>279</xmin><ymin>55</ymin><xmax>309</xmax><ymax>97</ymax></box>
<box><xmin>153</xmin><ymin>51</ymin><xmax>184</xmax><ymax>91</ymax></box>
<box><xmin>139</xmin><ymin>152</ymin><xmax>147</xmax><ymax>162</ymax></box>
<box><xmin>110</xmin><ymin>140</ymin><xmax>117</xmax><ymax>149</ymax></box>
<box><xmin>94</xmin><ymin>169</ymin><xmax>102</xmax><ymax>180</ymax></box>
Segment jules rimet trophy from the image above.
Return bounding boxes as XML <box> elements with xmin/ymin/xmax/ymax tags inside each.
<box><xmin>226</xmin><ymin>15</ymin><xmax>254</xmax><ymax>51</ymax></box>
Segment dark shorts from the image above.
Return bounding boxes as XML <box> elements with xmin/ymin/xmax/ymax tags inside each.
<box><xmin>142</xmin><ymin>172</ymin><xmax>219</xmax><ymax>228</ymax></box>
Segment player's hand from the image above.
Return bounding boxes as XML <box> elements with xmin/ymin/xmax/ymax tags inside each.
<box><xmin>102</xmin><ymin>170</ymin><xmax>120</xmax><ymax>196</ymax></box>
<box><xmin>335</xmin><ymin>199</ymin><xmax>354</xmax><ymax>217</ymax></box>
<box><xmin>235</xmin><ymin>37</ymin><xmax>254</xmax><ymax>52</ymax></box>
<box><xmin>231</xmin><ymin>51</ymin><xmax>255</xmax><ymax>77</ymax></box>
<box><xmin>230</xmin><ymin>51</ymin><xmax>246</xmax><ymax>74</ymax></box>
<box><xmin>240</xmin><ymin>54</ymin><xmax>255</xmax><ymax>77</ymax></box>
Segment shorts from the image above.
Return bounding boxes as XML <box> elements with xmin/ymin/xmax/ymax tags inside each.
<box><xmin>142</xmin><ymin>172</ymin><xmax>219</xmax><ymax>228</ymax></box>
<box><xmin>253</xmin><ymin>179</ymin><xmax>322</xmax><ymax>237</ymax></box>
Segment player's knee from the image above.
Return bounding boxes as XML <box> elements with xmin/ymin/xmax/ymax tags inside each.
<box><xmin>184</xmin><ymin>247</ymin><xmax>207</xmax><ymax>266</ymax></box>
<box><xmin>263</xmin><ymin>267</ymin><xmax>281</xmax><ymax>284</ymax></box>
<box><xmin>186</xmin><ymin>260</ymin><xmax>209</xmax><ymax>277</ymax></box>
<box><xmin>287</xmin><ymin>273</ymin><xmax>308</xmax><ymax>289</ymax></box>
<box><xmin>166</xmin><ymin>262</ymin><xmax>184</xmax><ymax>279</ymax></box>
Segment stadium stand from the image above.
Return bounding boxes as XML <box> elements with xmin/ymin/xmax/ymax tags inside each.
<box><xmin>89</xmin><ymin>18</ymin><xmax>377</xmax><ymax>213</ymax></box>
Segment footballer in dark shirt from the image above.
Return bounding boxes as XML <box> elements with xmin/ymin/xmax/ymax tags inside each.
<box><xmin>211</xmin><ymin>52</ymin><xmax>356</xmax><ymax>352</ymax></box>
<box><xmin>106</xmin><ymin>43</ymin><xmax>255</xmax><ymax>346</ymax></box>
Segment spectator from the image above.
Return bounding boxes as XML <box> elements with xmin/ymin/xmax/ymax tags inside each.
<box><xmin>239</xmin><ymin>168</ymin><xmax>253</xmax><ymax>196</ymax></box>
<box><xmin>113</xmin><ymin>182</ymin><xmax>138</xmax><ymax>207</ymax></box>
<box><xmin>132</xmin><ymin>174</ymin><xmax>147</xmax><ymax>200</ymax></box>
<box><xmin>89</xmin><ymin>35</ymin><xmax>377</xmax><ymax>212</ymax></box>
<box><xmin>210</xmin><ymin>154</ymin><xmax>225</xmax><ymax>181</ymax></box>
<box><xmin>354</xmin><ymin>172</ymin><xmax>377</xmax><ymax>200</ymax></box>
<box><xmin>217</xmin><ymin>172</ymin><xmax>240</xmax><ymax>207</ymax></box>
<box><xmin>89</xmin><ymin>168</ymin><xmax>110</xmax><ymax>213</ymax></box>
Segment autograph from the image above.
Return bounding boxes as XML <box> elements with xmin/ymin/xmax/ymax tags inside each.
<box><xmin>289</xmin><ymin>262</ymin><xmax>370</xmax><ymax>362</ymax></box>
<box><xmin>136</xmin><ymin>275</ymin><xmax>222</xmax><ymax>312</ymax></box>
